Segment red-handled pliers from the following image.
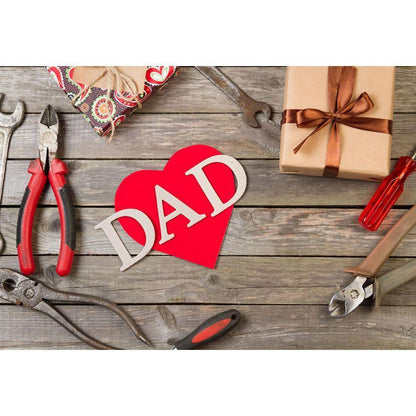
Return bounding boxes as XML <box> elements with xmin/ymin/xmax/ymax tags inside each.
<box><xmin>17</xmin><ymin>105</ymin><xmax>75</xmax><ymax>277</ymax></box>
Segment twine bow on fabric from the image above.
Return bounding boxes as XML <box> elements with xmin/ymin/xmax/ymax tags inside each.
<box><xmin>72</xmin><ymin>66</ymin><xmax>143</xmax><ymax>141</ymax></box>
<box><xmin>281</xmin><ymin>66</ymin><xmax>393</xmax><ymax>177</ymax></box>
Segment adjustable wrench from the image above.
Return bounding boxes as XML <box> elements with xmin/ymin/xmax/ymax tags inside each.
<box><xmin>195</xmin><ymin>66</ymin><xmax>279</xmax><ymax>155</ymax></box>
<box><xmin>0</xmin><ymin>94</ymin><xmax>25</xmax><ymax>251</ymax></box>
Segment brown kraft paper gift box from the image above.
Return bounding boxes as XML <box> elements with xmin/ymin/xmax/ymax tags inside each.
<box><xmin>280</xmin><ymin>66</ymin><xmax>395</xmax><ymax>181</ymax></box>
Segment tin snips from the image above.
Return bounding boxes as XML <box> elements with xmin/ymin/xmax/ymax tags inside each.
<box><xmin>329</xmin><ymin>205</ymin><xmax>416</xmax><ymax>317</ymax></box>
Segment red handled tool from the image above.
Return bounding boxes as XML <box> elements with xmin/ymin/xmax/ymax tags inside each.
<box><xmin>359</xmin><ymin>149</ymin><xmax>416</xmax><ymax>231</ymax></box>
<box><xmin>172</xmin><ymin>309</ymin><xmax>240</xmax><ymax>349</ymax></box>
<box><xmin>17</xmin><ymin>105</ymin><xmax>75</xmax><ymax>277</ymax></box>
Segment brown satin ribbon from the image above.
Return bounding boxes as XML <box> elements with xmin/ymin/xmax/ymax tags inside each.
<box><xmin>281</xmin><ymin>66</ymin><xmax>393</xmax><ymax>177</ymax></box>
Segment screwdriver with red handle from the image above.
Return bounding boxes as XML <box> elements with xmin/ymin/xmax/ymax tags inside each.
<box><xmin>359</xmin><ymin>149</ymin><xmax>416</xmax><ymax>231</ymax></box>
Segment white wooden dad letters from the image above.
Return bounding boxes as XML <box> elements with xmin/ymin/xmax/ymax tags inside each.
<box><xmin>95</xmin><ymin>154</ymin><xmax>247</xmax><ymax>271</ymax></box>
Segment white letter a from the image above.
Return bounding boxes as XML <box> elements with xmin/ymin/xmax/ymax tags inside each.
<box><xmin>155</xmin><ymin>185</ymin><xmax>206</xmax><ymax>244</ymax></box>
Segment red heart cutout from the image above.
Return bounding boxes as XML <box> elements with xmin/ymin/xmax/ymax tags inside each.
<box><xmin>114</xmin><ymin>145</ymin><xmax>236</xmax><ymax>268</ymax></box>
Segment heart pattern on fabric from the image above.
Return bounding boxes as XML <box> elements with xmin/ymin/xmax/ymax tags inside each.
<box><xmin>145</xmin><ymin>66</ymin><xmax>175</xmax><ymax>85</ymax></box>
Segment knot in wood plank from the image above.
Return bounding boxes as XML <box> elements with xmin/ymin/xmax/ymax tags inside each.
<box><xmin>157</xmin><ymin>305</ymin><xmax>177</xmax><ymax>330</ymax></box>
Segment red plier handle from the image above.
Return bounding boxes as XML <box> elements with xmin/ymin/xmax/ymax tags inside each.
<box><xmin>17</xmin><ymin>158</ymin><xmax>76</xmax><ymax>276</ymax></box>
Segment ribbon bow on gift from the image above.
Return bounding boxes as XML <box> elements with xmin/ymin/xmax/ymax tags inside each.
<box><xmin>281</xmin><ymin>66</ymin><xmax>393</xmax><ymax>177</ymax></box>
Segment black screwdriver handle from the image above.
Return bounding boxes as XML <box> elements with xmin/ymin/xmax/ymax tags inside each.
<box><xmin>173</xmin><ymin>309</ymin><xmax>241</xmax><ymax>350</ymax></box>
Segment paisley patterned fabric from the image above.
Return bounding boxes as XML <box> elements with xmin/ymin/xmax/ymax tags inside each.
<box><xmin>47</xmin><ymin>66</ymin><xmax>179</xmax><ymax>137</ymax></box>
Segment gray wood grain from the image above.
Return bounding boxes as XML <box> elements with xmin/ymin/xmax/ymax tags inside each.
<box><xmin>5</xmin><ymin>158</ymin><xmax>416</xmax><ymax>207</ymax></box>
<box><xmin>2</xmin><ymin>66</ymin><xmax>416</xmax><ymax>350</ymax></box>
<box><xmin>6</xmin><ymin>112</ymin><xmax>416</xmax><ymax>160</ymax></box>
<box><xmin>0</xmin><ymin>67</ymin><xmax>284</xmax><ymax>114</ymax></box>
<box><xmin>0</xmin><ymin>66</ymin><xmax>414</xmax><ymax>115</ymax></box>
<box><xmin>5</xmin><ymin>113</ymin><xmax>416</xmax><ymax>164</ymax></box>
<box><xmin>7</xmin><ymin>113</ymin><xmax>280</xmax><ymax>160</ymax></box>
<box><xmin>0</xmin><ymin>207</ymin><xmax>414</xmax><ymax>256</ymax></box>
<box><xmin>0</xmin><ymin>255</ymin><xmax>414</xmax><ymax>306</ymax></box>
<box><xmin>0</xmin><ymin>304</ymin><xmax>415</xmax><ymax>349</ymax></box>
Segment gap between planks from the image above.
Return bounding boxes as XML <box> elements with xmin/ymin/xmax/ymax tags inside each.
<box><xmin>0</xmin><ymin>66</ymin><xmax>415</xmax><ymax>112</ymax></box>
<box><xmin>4</xmin><ymin>160</ymin><xmax>416</xmax><ymax>207</ymax></box>
<box><xmin>5</xmin><ymin>113</ymin><xmax>416</xmax><ymax>160</ymax></box>
<box><xmin>0</xmin><ymin>255</ymin><xmax>416</xmax><ymax>306</ymax></box>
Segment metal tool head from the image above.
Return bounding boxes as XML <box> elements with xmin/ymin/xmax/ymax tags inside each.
<box><xmin>195</xmin><ymin>66</ymin><xmax>273</xmax><ymax>129</ymax></box>
<box><xmin>0</xmin><ymin>93</ymin><xmax>25</xmax><ymax>130</ymax></box>
<box><xmin>244</xmin><ymin>101</ymin><xmax>272</xmax><ymax>128</ymax></box>
<box><xmin>0</xmin><ymin>269</ymin><xmax>43</xmax><ymax>308</ymax></box>
<box><xmin>0</xmin><ymin>268</ymin><xmax>153</xmax><ymax>349</ymax></box>
<box><xmin>328</xmin><ymin>276</ymin><xmax>374</xmax><ymax>317</ymax></box>
<box><xmin>39</xmin><ymin>105</ymin><xmax>59</xmax><ymax>166</ymax></box>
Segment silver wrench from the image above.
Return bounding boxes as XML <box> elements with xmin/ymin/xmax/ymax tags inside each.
<box><xmin>0</xmin><ymin>94</ymin><xmax>25</xmax><ymax>252</ymax></box>
<box><xmin>195</xmin><ymin>66</ymin><xmax>279</xmax><ymax>155</ymax></box>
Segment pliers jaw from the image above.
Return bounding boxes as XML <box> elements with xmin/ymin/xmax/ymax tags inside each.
<box><xmin>0</xmin><ymin>269</ymin><xmax>42</xmax><ymax>308</ymax></box>
<box><xmin>17</xmin><ymin>105</ymin><xmax>75</xmax><ymax>277</ymax></box>
<box><xmin>328</xmin><ymin>276</ymin><xmax>374</xmax><ymax>317</ymax></box>
<box><xmin>39</xmin><ymin>105</ymin><xmax>59</xmax><ymax>169</ymax></box>
<box><xmin>0</xmin><ymin>269</ymin><xmax>152</xmax><ymax>349</ymax></box>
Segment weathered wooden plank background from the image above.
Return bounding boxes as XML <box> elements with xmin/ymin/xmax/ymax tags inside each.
<box><xmin>0</xmin><ymin>66</ymin><xmax>415</xmax><ymax>349</ymax></box>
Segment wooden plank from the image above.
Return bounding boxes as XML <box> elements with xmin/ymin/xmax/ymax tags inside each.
<box><xmin>394</xmin><ymin>66</ymin><xmax>416</xmax><ymax>113</ymax></box>
<box><xmin>7</xmin><ymin>113</ymin><xmax>279</xmax><ymax>160</ymax></box>
<box><xmin>5</xmin><ymin>111</ymin><xmax>416</xmax><ymax>160</ymax></box>
<box><xmin>3</xmin><ymin>65</ymin><xmax>416</xmax><ymax>351</ymax></box>
<box><xmin>0</xmin><ymin>66</ymin><xmax>414</xmax><ymax>114</ymax></box>
<box><xmin>0</xmin><ymin>67</ymin><xmax>284</xmax><ymax>114</ymax></box>
<box><xmin>0</xmin><ymin>207</ymin><xmax>415</xmax><ymax>256</ymax></box>
<box><xmin>1</xmin><ymin>304</ymin><xmax>416</xmax><ymax>349</ymax></box>
<box><xmin>5</xmin><ymin>158</ymin><xmax>416</xmax><ymax>207</ymax></box>
<box><xmin>0</xmin><ymin>255</ymin><xmax>414</xmax><ymax>306</ymax></box>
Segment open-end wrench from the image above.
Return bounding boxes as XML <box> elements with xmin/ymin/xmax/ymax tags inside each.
<box><xmin>195</xmin><ymin>66</ymin><xmax>279</xmax><ymax>155</ymax></box>
<box><xmin>0</xmin><ymin>94</ymin><xmax>25</xmax><ymax>203</ymax></box>
<box><xmin>0</xmin><ymin>94</ymin><xmax>25</xmax><ymax>252</ymax></box>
